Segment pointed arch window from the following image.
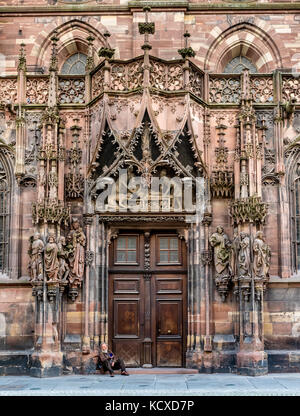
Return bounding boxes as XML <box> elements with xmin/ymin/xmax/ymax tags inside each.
<box><xmin>60</xmin><ymin>53</ymin><xmax>87</xmax><ymax>75</ymax></box>
<box><xmin>223</xmin><ymin>56</ymin><xmax>258</xmax><ymax>74</ymax></box>
<box><xmin>0</xmin><ymin>154</ymin><xmax>11</xmax><ymax>275</ymax></box>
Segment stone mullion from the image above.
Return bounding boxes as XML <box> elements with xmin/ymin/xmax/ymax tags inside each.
<box><xmin>194</xmin><ymin>221</ymin><xmax>201</xmax><ymax>352</ymax></box>
<box><xmin>191</xmin><ymin>224</ymin><xmax>196</xmax><ymax>351</ymax></box>
<box><xmin>234</xmin><ymin>123</ymin><xmax>241</xmax><ymax>199</ymax></box>
<box><xmin>91</xmin><ymin>216</ymin><xmax>99</xmax><ymax>349</ymax></box>
<box><xmin>99</xmin><ymin>220</ymin><xmax>105</xmax><ymax>344</ymax></box>
<box><xmin>104</xmin><ymin>225</ymin><xmax>109</xmax><ymax>344</ymax></box>
<box><xmin>57</xmin><ymin>124</ymin><xmax>65</xmax><ymax>202</ymax></box>
<box><xmin>187</xmin><ymin>225</ymin><xmax>195</xmax><ymax>356</ymax></box>
<box><xmin>186</xmin><ymin>226</ymin><xmax>193</xmax><ymax>353</ymax></box>
<box><xmin>98</xmin><ymin>221</ymin><xmax>109</xmax><ymax>344</ymax></box>
<box><xmin>82</xmin><ymin>216</ymin><xmax>92</xmax><ymax>354</ymax></box>
<box><xmin>142</xmin><ymin>232</ymin><xmax>152</xmax><ymax>367</ymax></box>
<box><xmin>202</xmin><ymin>213</ymin><xmax>212</xmax><ymax>355</ymax></box>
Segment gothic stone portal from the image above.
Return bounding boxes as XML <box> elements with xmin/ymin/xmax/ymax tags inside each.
<box><xmin>108</xmin><ymin>229</ymin><xmax>187</xmax><ymax>367</ymax></box>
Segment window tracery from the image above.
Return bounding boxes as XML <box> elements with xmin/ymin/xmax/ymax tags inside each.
<box><xmin>223</xmin><ymin>56</ymin><xmax>258</xmax><ymax>74</ymax></box>
<box><xmin>61</xmin><ymin>53</ymin><xmax>87</xmax><ymax>75</ymax></box>
<box><xmin>0</xmin><ymin>154</ymin><xmax>11</xmax><ymax>276</ymax></box>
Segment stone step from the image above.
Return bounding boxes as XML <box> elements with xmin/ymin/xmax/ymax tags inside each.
<box><xmin>120</xmin><ymin>367</ymin><xmax>198</xmax><ymax>374</ymax></box>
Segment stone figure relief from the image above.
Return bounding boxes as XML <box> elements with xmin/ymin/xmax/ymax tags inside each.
<box><xmin>253</xmin><ymin>231</ymin><xmax>271</xmax><ymax>279</ymax></box>
<box><xmin>210</xmin><ymin>227</ymin><xmax>271</xmax><ymax>301</ymax></box>
<box><xmin>29</xmin><ymin>232</ymin><xmax>44</xmax><ymax>281</ymax></box>
<box><xmin>230</xmin><ymin>232</ymin><xmax>239</xmax><ymax>277</ymax></box>
<box><xmin>209</xmin><ymin>226</ymin><xmax>232</xmax><ymax>301</ymax></box>
<box><xmin>237</xmin><ymin>231</ymin><xmax>252</xmax><ymax>301</ymax></box>
<box><xmin>44</xmin><ymin>233</ymin><xmax>59</xmax><ymax>282</ymax></box>
<box><xmin>58</xmin><ymin>236</ymin><xmax>69</xmax><ymax>282</ymax></box>
<box><xmin>29</xmin><ymin>218</ymin><xmax>86</xmax><ymax>301</ymax></box>
<box><xmin>67</xmin><ymin>217</ymin><xmax>86</xmax><ymax>285</ymax></box>
<box><xmin>238</xmin><ymin>232</ymin><xmax>251</xmax><ymax>277</ymax></box>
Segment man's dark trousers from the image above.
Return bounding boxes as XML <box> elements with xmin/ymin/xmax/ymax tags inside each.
<box><xmin>102</xmin><ymin>358</ymin><xmax>126</xmax><ymax>374</ymax></box>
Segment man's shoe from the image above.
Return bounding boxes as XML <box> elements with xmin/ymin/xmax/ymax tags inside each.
<box><xmin>110</xmin><ymin>372</ymin><xmax>114</xmax><ymax>377</ymax></box>
<box><xmin>121</xmin><ymin>371</ymin><xmax>129</xmax><ymax>376</ymax></box>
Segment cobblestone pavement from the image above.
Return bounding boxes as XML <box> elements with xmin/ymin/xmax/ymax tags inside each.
<box><xmin>0</xmin><ymin>373</ymin><xmax>300</xmax><ymax>396</ymax></box>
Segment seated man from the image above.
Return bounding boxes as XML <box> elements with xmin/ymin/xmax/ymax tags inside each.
<box><xmin>98</xmin><ymin>342</ymin><xmax>129</xmax><ymax>377</ymax></box>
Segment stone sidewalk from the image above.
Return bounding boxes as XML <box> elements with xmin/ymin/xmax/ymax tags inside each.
<box><xmin>0</xmin><ymin>373</ymin><xmax>300</xmax><ymax>395</ymax></box>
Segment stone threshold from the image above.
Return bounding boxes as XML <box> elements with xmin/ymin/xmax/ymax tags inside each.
<box><xmin>96</xmin><ymin>367</ymin><xmax>198</xmax><ymax>375</ymax></box>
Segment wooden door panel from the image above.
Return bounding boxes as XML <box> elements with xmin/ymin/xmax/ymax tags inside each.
<box><xmin>157</xmin><ymin>341</ymin><xmax>182</xmax><ymax>367</ymax></box>
<box><xmin>113</xmin><ymin>340</ymin><xmax>141</xmax><ymax>367</ymax></box>
<box><xmin>157</xmin><ymin>300</ymin><xmax>182</xmax><ymax>336</ymax></box>
<box><xmin>109</xmin><ymin>230</ymin><xmax>187</xmax><ymax>368</ymax></box>
<box><xmin>113</xmin><ymin>278</ymin><xmax>140</xmax><ymax>294</ymax></box>
<box><xmin>156</xmin><ymin>278</ymin><xmax>183</xmax><ymax>294</ymax></box>
<box><xmin>114</xmin><ymin>300</ymin><xmax>140</xmax><ymax>338</ymax></box>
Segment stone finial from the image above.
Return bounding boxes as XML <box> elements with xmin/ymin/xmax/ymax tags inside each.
<box><xmin>86</xmin><ymin>34</ymin><xmax>95</xmax><ymax>71</ymax></box>
<box><xmin>49</xmin><ymin>30</ymin><xmax>59</xmax><ymax>72</ymax></box>
<box><xmin>178</xmin><ymin>30</ymin><xmax>195</xmax><ymax>59</ymax></box>
<box><xmin>139</xmin><ymin>5</ymin><xmax>155</xmax><ymax>51</ymax></box>
<box><xmin>98</xmin><ymin>30</ymin><xmax>115</xmax><ymax>60</ymax></box>
<box><xmin>18</xmin><ymin>42</ymin><xmax>27</xmax><ymax>72</ymax></box>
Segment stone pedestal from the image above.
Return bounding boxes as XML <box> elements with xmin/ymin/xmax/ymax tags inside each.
<box><xmin>186</xmin><ymin>349</ymin><xmax>202</xmax><ymax>370</ymax></box>
<box><xmin>29</xmin><ymin>351</ymin><xmax>64</xmax><ymax>378</ymax></box>
<box><xmin>237</xmin><ymin>350</ymin><xmax>268</xmax><ymax>376</ymax></box>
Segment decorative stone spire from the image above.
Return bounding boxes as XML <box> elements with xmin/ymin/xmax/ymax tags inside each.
<box><xmin>178</xmin><ymin>30</ymin><xmax>195</xmax><ymax>59</ymax></box>
<box><xmin>17</xmin><ymin>43</ymin><xmax>27</xmax><ymax>104</ymax></box>
<box><xmin>98</xmin><ymin>30</ymin><xmax>115</xmax><ymax>60</ymax></box>
<box><xmin>17</xmin><ymin>42</ymin><xmax>27</xmax><ymax>72</ymax></box>
<box><xmin>139</xmin><ymin>6</ymin><xmax>155</xmax><ymax>52</ymax></box>
<box><xmin>86</xmin><ymin>34</ymin><xmax>95</xmax><ymax>72</ymax></box>
<box><xmin>49</xmin><ymin>30</ymin><xmax>59</xmax><ymax>72</ymax></box>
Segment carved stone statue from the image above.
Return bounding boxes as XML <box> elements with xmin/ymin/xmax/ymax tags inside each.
<box><xmin>67</xmin><ymin>218</ymin><xmax>86</xmax><ymax>285</ymax></box>
<box><xmin>58</xmin><ymin>236</ymin><xmax>69</xmax><ymax>282</ymax></box>
<box><xmin>209</xmin><ymin>226</ymin><xmax>232</xmax><ymax>301</ymax></box>
<box><xmin>44</xmin><ymin>233</ymin><xmax>59</xmax><ymax>282</ymax></box>
<box><xmin>230</xmin><ymin>232</ymin><xmax>240</xmax><ymax>277</ymax></box>
<box><xmin>253</xmin><ymin>231</ymin><xmax>271</xmax><ymax>279</ymax></box>
<box><xmin>238</xmin><ymin>232</ymin><xmax>251</xmax><ymax>277</ymax></box>
<box><xmin>29</xmin><ymin>232</ymin><xmax>44</xmax><ymax>281</ymax></box>
<box><xmin>209</xmin><ymin>226</ymin><xmax>232</xmax><ymax>277</ymax></box>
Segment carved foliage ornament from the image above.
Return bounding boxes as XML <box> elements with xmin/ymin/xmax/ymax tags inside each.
<box><xmin>229</xmin><ymin>195</ymin><xmax>268</xmax><ymax>225</ymax></box>
<box><xmin>32</xmin><ymin>199</ymin><xmax>70</xmax><ymax>225</ymax></box>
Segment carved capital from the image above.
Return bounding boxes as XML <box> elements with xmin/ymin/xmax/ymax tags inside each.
<box><xmin>138</xmin><ymin>22</ymin><xmax>155</xmax><ymax>35</ymax></box>
<box><xmin>85</xmin><ymin>250</ymin><xmax>94</xmax><ymax>266</ymax></box>
<box><xmin>202</xmin><ymin>212</ymin><xmax>212</xmax><ymax>226</ymax></box>
<box><xmin>201</xmin><ymin>250</ymin><xmax>212</xmax><ymax>265</ymax></box>
<box><xmin>68</xmin><ymin>285</ymin><xmax>79</xmax><ymax>302</ymax></box>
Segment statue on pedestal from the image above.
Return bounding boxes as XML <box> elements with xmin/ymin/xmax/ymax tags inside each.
<box><xmin>44</xmin><ymin>233</ymin><xmax>59</xmax><ymax>282</ymax></box>
<box><xmin>29</xmin><ymin>232</ymin><xmax>44</xmax><ymax>281</ymax></box>
<box><xmin>57</xmin><ymin>235</ymin><xmax>69</xmax><ymax>282</ymax></box>
<box><xmin>67</xmin><ymin>218</ymin><xmax>86</xmax><ymax>286</ymax></box>
<box><xmin>209</xmin><ymin>226</ymin><xmax>232</xmax><ymax>301</ymax></box>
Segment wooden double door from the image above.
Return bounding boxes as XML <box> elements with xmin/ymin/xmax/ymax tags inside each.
<box><xmin>108</xmin><ymin>230</ymin><xmax>187</xmax><ymax>367</ymax></box>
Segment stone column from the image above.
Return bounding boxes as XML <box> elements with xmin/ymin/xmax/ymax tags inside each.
<box><xmin>85</xmin><ymin>34</ymin><xmax>95</xmax><ymax>104</ymax></box>
<box><xmin>186</xmin><ymin>220</ymin><xmax>203</xmax><ymax>369</ymax></box>
<box><xmin>142</xmin><ymin>231</ymin><xmax>152</xmax><ymax>367</ymax></box>
<box><xmin>29</xmin><ymin>31</ymin><xmax>64</xmax><ymax>377</ymax></box>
